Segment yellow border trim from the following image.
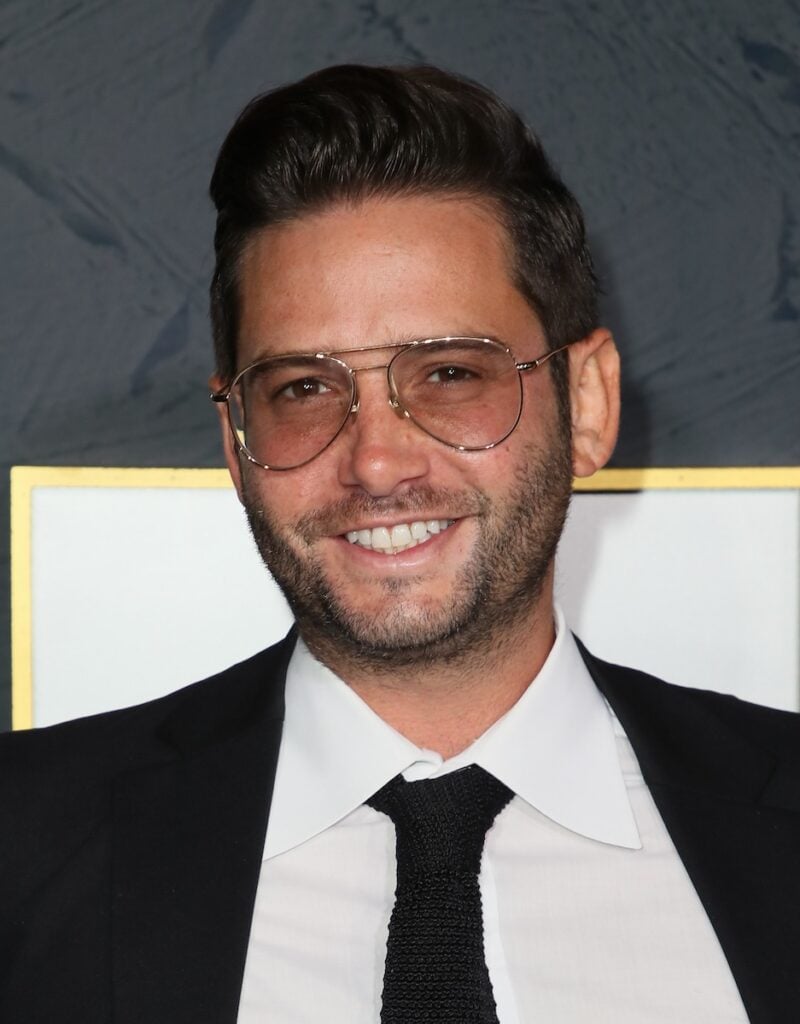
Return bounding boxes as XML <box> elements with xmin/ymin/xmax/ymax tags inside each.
<box><xmin>9</xmin><ymin>464</ymin><xmax>800</xmax><ymax>730</ymax></box>
<box><xmin>10</xmin><ymin>469</ymin><xmax>34</xmax><ymax>730</ymax></box>
<box><xmin>10</xmin><ymin>465</ymin><xmax>233</xmax><ymax>491</ymax></box>
<box><xmin>574</xmin><ymin>467</ymin><xmax>800</xmax><ymax>491</ymax></box>
<box><xmin>11</xmin><ymin>464</ymin><xmax>800</xmax><ymax>493</ymax></box>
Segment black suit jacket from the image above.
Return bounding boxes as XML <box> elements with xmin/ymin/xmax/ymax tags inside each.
<box><xmin>1</xmin><ymin>633</ymin><xmax>799</xmax><ymax>1023</ymax></box>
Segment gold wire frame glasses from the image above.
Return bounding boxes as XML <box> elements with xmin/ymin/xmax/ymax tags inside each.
<box><xmin>210</xmin><ymin>335</ymin><xmax>568</xmax><ymax>471</ymax></box>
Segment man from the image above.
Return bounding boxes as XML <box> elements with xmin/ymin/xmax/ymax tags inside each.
<box><xmin>1</xmin><ymin>65</ymin><xmax>799</xmax><ymax>1024</ymax></box>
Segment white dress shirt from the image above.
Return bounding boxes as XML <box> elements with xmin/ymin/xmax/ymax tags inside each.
<box><xmin>237</xmin><ymin>608</ymin><xmax>748</xmax><ymax>1022</ymax></box>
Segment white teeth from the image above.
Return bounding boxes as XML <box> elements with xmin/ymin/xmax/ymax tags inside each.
<box><xmin>390</xmin><ymin>523</ymin><xmax>412</xmax><ymax>546</ymax></box>
<box><xmin>371</xmin><ymin>526</ymin><xmax>392</xmax><ymax>550</ymax></box>
<box><xmin>344</xmin><ymin>519</ymin><xmax>455</xmax><ymax>554</ymax></box>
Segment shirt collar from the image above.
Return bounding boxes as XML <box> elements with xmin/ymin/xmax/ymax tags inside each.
<box><xmin>263</xmin><ymin>606</ymin><xmax>641</xmax><ymax>859</ymax></box>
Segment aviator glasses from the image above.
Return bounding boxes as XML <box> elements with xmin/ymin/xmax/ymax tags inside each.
<box><xmin>211</xmin><ymin>336</ymin><xmax>568</xmax><ymax>471</ymax></box>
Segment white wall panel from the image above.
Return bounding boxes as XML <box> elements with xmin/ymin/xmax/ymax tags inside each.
<box><xmin>556</xmin><ymin>490</ymin><xmax>800</xmax><ymax>710</ymax></box>
<box><xmin>21</xmin><ymin>477</ymin><xmax>800</xmax><ymax>726</ymax></box>
<box><xmin>30</xmin><ymin>485</ymin><xmax>292</xmax><ymax>726</ymax></box>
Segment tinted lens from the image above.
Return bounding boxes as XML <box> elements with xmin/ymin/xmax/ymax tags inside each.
<box><xmin>389</xmin><ymin>338</ymin><xmax>522</xmax><ymax>449</ymax></box>
<box><xmin>229</xmin><ymin>355</ymin><xmax>353</xmax><ymax>469</ymax></box>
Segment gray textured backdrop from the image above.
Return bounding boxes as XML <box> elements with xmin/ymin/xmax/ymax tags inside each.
<box><xmin>2</xmin><ymin>0</ymin><xmax>799</xmax><ymax>730</ymax></box>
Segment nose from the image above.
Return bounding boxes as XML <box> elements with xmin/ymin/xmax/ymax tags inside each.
<box><xmin>336</xmin><ymin>371</ymin><xmax>432</xmax><ymax>497</ymax></box>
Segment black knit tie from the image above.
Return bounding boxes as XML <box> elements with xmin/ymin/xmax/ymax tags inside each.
<box><xmin>366</xmin><ymin>764</ymin><xmax>513</xmax><ymax>1023</ymax></box>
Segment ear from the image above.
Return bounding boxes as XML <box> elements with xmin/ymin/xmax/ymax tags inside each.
<box><xmin>210</xmin><ymin>373</ymin><xmax>245</xmax><ymax>503</ymax></box>
<box><xmin>567</xmin><ymin>328</ymin><xmax>620</xmax><ymax>478</ymax></box>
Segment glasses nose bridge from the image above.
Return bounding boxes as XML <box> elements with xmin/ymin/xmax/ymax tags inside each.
<box><xmin>348</xmin><ymin>358</ymin><xmax>404</xmax><ymax>416</ymax></box>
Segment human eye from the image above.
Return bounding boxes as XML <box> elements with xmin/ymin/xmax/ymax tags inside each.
<box><xmin>425</xmin><ymin>363</ymin><xmax>481</xmax><ymax>385</ymax></box>
<box><xmin>275</xmin><ymin>375</ymin><xmax>333</xmax><ymax>401</ymax></box>
<box><xmin>244</xmin><ymin>358</ymin><xmax>344</xmax><ymax>406</ymax></box>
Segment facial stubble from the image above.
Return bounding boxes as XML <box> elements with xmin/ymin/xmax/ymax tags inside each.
<box><xmin>240</xmin><ymin>426</ymin><xmax>573</xmax><ymax>675</ymax></box>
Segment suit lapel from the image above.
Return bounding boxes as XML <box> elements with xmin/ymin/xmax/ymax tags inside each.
<box><xmin>111</xmin><ymin>638</ymin><xmax>292</xmax><ymax>1024</ymax></box>
<box><xmin>582</xmin><ymin>645</ymin><xmax>800</xmax><ymax>1023</ymax></box>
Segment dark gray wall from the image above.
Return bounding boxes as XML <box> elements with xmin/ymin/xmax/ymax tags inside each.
<box><xmin>2</xmin><ymin>0</ymin><xmax>799</xmax><ymax>729</ymax></box>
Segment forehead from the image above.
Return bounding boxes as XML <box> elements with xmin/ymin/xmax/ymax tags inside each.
<box><xmin>236</xmin><ymin>193</ymin><xmax>542</xmax><ymax>362</ymax></box>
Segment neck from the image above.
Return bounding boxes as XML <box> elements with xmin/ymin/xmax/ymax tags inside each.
<box><xmin>302</xmin><ymin>589</ymin><xmax>557</xmax><ymax>760</ymax></box>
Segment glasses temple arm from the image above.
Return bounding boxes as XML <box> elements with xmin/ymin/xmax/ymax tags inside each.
<box><xmin>516</xmin><ymin>342</ymin><xmax>572</xmax><ymax>373</ymax></box>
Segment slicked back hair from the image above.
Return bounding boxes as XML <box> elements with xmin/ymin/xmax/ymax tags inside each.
<box><xmin>209</xmin><ymin>64</ymin><xmax>598</xmax><ymax>417</ymax></box>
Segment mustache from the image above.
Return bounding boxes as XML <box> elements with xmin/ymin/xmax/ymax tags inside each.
<box><xmin>293</xmin><ymin>486</ymin><xmax>488</xmax><ymax>542</ymax></box>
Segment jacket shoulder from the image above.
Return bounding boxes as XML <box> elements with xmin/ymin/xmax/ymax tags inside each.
<box><xmin>0</xmin><ymin>632</ymin><xmax>294</xmax><ymax>776</ymax></box>
<box><xmin>580</xmin><ymin>642</ymin><xmax>800</xmax><ymax>764</ymax></box>
<box><xmin>0</xmin><ymin>635</ymin><xmax>292</xmax><ymax>928</ymax></box>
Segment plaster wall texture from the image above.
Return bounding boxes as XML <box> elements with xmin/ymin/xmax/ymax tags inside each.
<box><xmin>2</xmin><ymin>0</ymin><xmax>798</xmax><ymax>727</ymax></box>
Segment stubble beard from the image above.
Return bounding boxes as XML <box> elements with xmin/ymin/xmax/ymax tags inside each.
<box><xmin>240</xmin><ymin>426</ymin><xmax>573</xmax><ymax>676</ymax></box>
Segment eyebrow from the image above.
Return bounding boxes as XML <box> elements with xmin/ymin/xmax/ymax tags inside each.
<box><xmin>243</xmin><ymin>328</ymin><xmax>502</xmax><ymax>364</ymax></box>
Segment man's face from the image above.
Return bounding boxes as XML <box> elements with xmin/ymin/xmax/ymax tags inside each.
<box><xmin>219</xmin><ymin>194</ymin><xmax>574</xmax><ymax>671</ymax></box>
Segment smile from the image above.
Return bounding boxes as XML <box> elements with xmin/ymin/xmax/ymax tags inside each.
<box><xmin>344</xmin><ymin>519</ymin><xmax>455</xmax><ymax>555</ymax></box>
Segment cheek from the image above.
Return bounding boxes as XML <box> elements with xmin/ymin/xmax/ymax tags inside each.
<box><xmin>459</xmin><ymin>441</ymin><xmax>522</xmax><ymax>488</ymax></box>
<box><xmin>241</xmin><ymin>464</ymin><xmax>329</xmax><ymax>527</ymax></box>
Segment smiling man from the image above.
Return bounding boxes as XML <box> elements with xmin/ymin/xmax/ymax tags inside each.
<box><xmin>3</xmin><ymin>65</ymin><xmax>800</xmax><ymax>1024</ymax></box>
<box><xmin>212</xmin><ymin>192</ymin><xmax>610</xmax><ymax>756</ymax></box>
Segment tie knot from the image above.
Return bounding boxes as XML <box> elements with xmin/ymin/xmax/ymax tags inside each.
<box><xmin>367</xmin><ymin>764</ymin><xmax>513</xmax><ymax>877</ymax></box>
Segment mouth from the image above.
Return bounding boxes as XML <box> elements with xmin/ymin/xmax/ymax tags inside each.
<box><xmin>343</xmin><ymin>519</ymin><xmax>456</xmax><ymax>556</ymax></box>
